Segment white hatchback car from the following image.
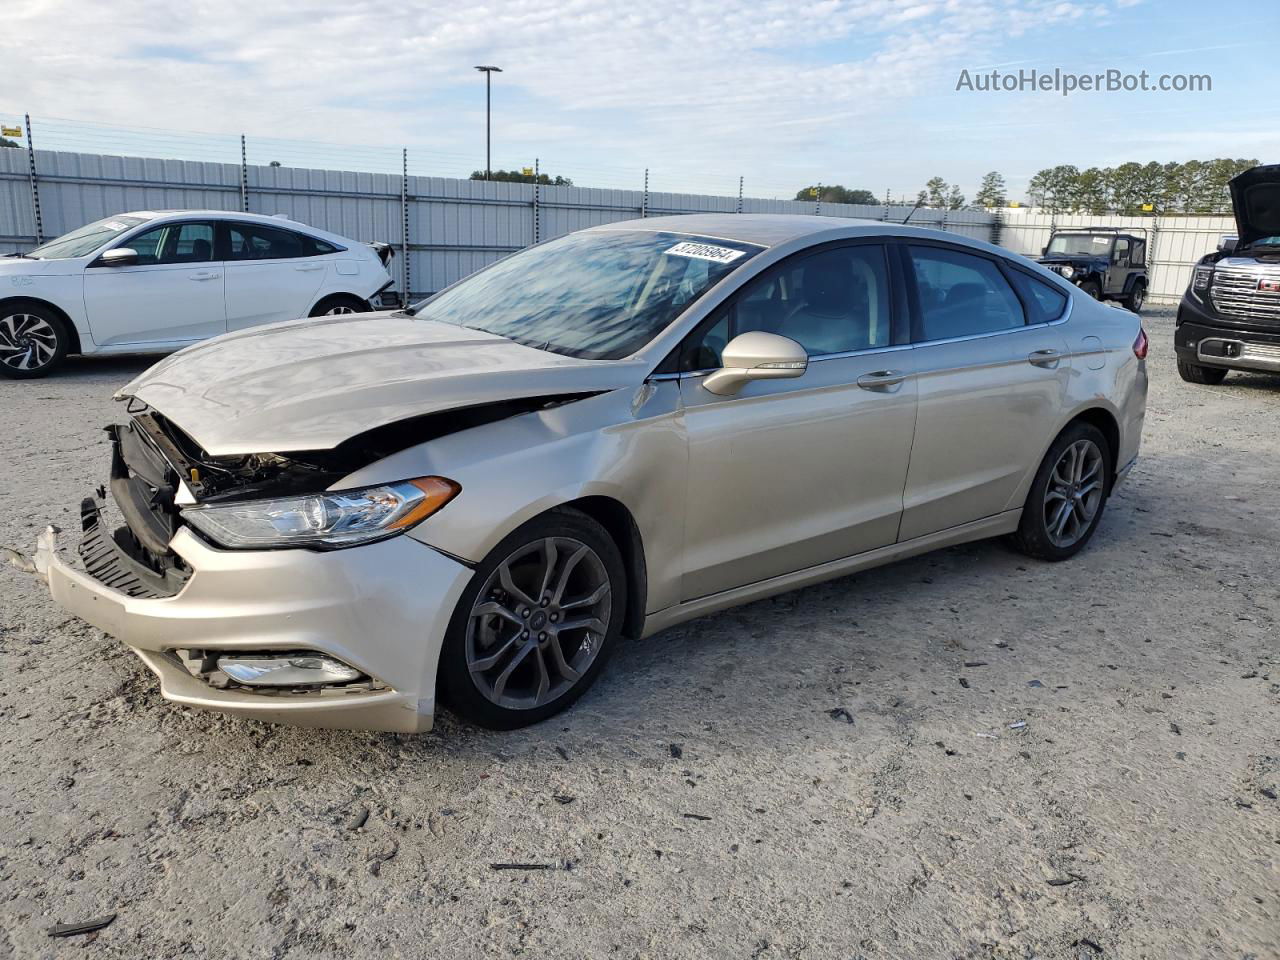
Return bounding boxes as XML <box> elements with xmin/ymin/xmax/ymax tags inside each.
<box><xmin>0</xmin><ymin>210</ymin><xmax>395</xmax><ymax>378</ymax></box>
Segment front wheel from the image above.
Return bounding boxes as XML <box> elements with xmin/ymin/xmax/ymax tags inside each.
<box><xmin>1177</xmin><ymin>360</ymin><xmax>1228</xmax><ymax>385</ymax></box>
<box><xmin>437</xmin><ymin>508</ymin><xmax>626</xmax><ymax>730</ymax></box>
<box><xmin>1009</xmin><ymin>422</ymin><xmax>1111</xmax><ymax>561</ymax></box>
<box><xmin>0</xmin><ymin>305</ymin><xmax>69</xmax><ymax>379</ymax></box>
<box><xmin>1077</xmin><ymin>279</ymin><xmax>1102</xmax><ymax>301</ymax></box>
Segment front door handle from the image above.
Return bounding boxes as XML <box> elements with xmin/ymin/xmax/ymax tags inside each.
<box><xmin>856</xmin><ymin>370</ymin><xmax>906</xmax><ymax>391</ymax></box>
<box><xmin>1028</xmin><ymin>348</ymin><xmax>1061</xmax><ymax>368</ymax></box>
<box><xmin>189</xmin><ymin>270</ymin><xmax>221</xmax><ymax>281</ymax></box>
<box><xmin>294</xmin><ymin>264</ymin><xmax>324</xmax><ymax>272</ymax></box>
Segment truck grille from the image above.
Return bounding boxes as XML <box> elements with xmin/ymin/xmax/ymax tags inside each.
<box><xmin>1210</xmin><ymin>265</ymin><xmax>1280</xmax><ymax>323</ymax></box>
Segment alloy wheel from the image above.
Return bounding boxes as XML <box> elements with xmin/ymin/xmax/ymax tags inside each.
<box><xmin>1043</xmin><ymin>438</ymin><xmax>1104</xmax><ymax>548</ymax></box>
<box><xmin>0</xmin><ymin>313</ymin><xmax>58</xmax><ymax>372</ymax></box>
<box><xmin>324</xmin><ymin>305</ymin><xmax>356</xmax><ymax>315</ymax></box>
<box><xmin>465</xmin><ymin>536</ymin><xmax>612</xmax><ymax>710</ymax></box>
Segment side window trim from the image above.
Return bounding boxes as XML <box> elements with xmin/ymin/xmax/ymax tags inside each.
<box><xmin>666</xmin><ymin>238</ymin><xmax>901</xmax><ymax>374</ymax></box>
<box><xmin>102</xmin><ymin>220</ymin><xmax>219</xmax><ymax>266</ymax></box>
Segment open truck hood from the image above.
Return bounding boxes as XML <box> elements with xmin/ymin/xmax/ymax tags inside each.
<box><xmin>1229</xmin><ymin>164</ymin><xmax>1280</xmax><ymax>249</ymax></box>
<box><xmin>119</xmin><ymin>312</ymin><xmax>645</xmax><ymax>456</ymax></box>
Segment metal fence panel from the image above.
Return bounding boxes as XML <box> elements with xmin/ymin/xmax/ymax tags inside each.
<box><xmin>0</xmin><ymin>145</ymin><xmax>1239</xmax><ymax>305</ymax></box>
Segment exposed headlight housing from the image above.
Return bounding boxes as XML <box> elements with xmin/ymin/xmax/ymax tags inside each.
<box><xmin>1060</xmin><ymin>265</ymin><xmax>1075</xmax><ymax>280</ymax></box>
<box><xmin>217</xmin><ymin>653</ymin><xmax>362</xmax><ymax>687</ymax></box>
<box><xmin>182</xmin><ymin>477</ymin><xmax>459</xmax><ymax>549</ymax></box>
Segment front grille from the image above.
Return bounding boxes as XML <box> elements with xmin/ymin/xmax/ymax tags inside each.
<box><xmin>1210</xmin><ymin>265</ymin><xmax>1280</xmax><ymax>322</ymax></box>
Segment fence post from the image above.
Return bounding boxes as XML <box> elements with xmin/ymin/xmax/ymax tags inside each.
<box><xmin>401</xmin><ymin>148</ymin><xmax>410</xmax><ymax>307</ymax></box>
<box><xmin>641</xmin><ymin>168</ymin><xmax>649</xmax><ymax>218</ymax></box>
<box><xmin>23</xmin><ymin>113</ymin><xmax>43</xmax><ymax>243</ymax></box>
<box><xmin>533</xmin><ymin>157</ymin><xmax>540</xmax><ymax>244</ymax></box>
<box><xmin>239</xmin><ymin>134</ymin><xmax>249</xmax><ymax>212</ymax></box>
<box><xmin>989</xmin><ymin>209</ymin><xmax>1003</xmax><ymax>247</ymax></box>
<box><xmin>814</xmin><ymin>183</ymin><xmax>821</xmax><ymax>216</ymax></box>
<box><xmin>736</xmin><ymin>176</ymin><xmax>743</xmax><ymax>214</ymax></box>
<box><xmin>1148</xmin><ymin>214</ymin><xmax>1160</xmax><ymax>305</ymax></box>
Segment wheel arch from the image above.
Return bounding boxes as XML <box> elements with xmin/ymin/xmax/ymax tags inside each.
<box><xmin>0</xmin><ymin>296</ymin><xmax>82</xmax><ymax>354</ymax></box>
<box><xmin>308</xmin><ymin>291</ymin><xmax>370</xmax><ymax>316</ymax></box>
<box><xmin>1064</xmin><ymin>406</ymin><xmax>1121</xmax><ymax>481</ymax></box>
<box><xmin>557</xmin><ymin>495</ymin><xmax>648</xmax><ymax>641</ymax></box>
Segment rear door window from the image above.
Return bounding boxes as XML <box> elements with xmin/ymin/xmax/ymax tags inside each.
<box><xmin>907</xmin><ymin>245</ymin><xmax>1026</xmax><ymax>341</ymax></box>
<box><xmin>226</xmin><ymin>223</ymin><xmax>321</xmax><ymax>260</ymax></box>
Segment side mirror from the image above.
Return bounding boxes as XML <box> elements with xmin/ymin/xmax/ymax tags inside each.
<box><xmin>98</xmin><ymin>247</ymin><xmax>139</xmax><ymax>267</ymax></box>
<box><xmin>703</xmin><ymin>331</ymin><xmax>808</xmax><ymax>396</ymax></box>
<box><xmin>1218</xmin><ymin>235</ymin><xmax>1238</xmax><ymax>255</ymax></box>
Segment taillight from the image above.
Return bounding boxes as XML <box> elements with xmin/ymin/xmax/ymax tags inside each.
<box><xmin>1133</xmin><ymin>327</ymin><xmax>1149</xmax><ymax>360</ymax></box>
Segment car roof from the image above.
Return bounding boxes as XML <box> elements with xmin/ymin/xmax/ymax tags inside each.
<box><xmin>585</xmin><ymin>212</ymin><xmax>1019</xmax><ymax>257</ymax></box>
<box><xmin>118</xmin><ymin>210</ymin><xmax>345</xmax><ymax>241</ymax></box>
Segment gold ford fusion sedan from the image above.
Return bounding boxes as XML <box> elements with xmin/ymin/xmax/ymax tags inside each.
<box><xmin>31</xmin><ymin>215</ymin><xmax>1147</xmax><ymax>732</ymax></box>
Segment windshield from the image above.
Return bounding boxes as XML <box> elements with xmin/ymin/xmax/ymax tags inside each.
<box><xmin>28</xmin><ymin>215</ymin><xmax>148</xmax><ymax>259</ymax></box>
<box><xmin>411</xmin><ymin>230</ymin><xmax>762</xmax><ymax>359</ymax></box>
<box><xmin>1045</xmin><ymin>234</ymin><xmax>1115</xmax><ymax>258</ymax></box>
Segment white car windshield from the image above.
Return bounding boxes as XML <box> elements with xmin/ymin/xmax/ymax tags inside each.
<box><xmin>27</xmin><ymin>215</ymin><xmax>149</xmax><ymax>259</ymax></box>
<box><xmin>411</xmin><ymin>230</ymin><xmax>762</xmax><ymax>359</ymax></box>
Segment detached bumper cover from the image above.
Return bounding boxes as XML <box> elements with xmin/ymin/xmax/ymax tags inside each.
<box><xmin>37</xmin><ymin>521</ymin><xmax>473</xmax><ymax>732</ymax></box>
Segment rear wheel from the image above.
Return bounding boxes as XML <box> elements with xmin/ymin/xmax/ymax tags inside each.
<box><xmin>438</xmin><ymin>508</ymin><xmax>626</xmax><ymax>730</ymax></box>
<box><xmin>1177</xmin><ymin>360</ymin><xmax>1228</xmax><ymax>385</ymax></box>
<box><xmin>1125</xmin><ymin>282</ymin><xmax>1146</xmax><ymax>313</ymax></box>
<box><xmin>308</xmin><ymin>294</ymin><xmax>371</xmax><ymax>317</ymax></box>
<box><xmin>0</xmin><ymin>305</ymin><xmax>69</xmax><ymax>379</ymax></box>
<box><xmin>1010</xmin><ymin>422</ymin><xmax>1111</xmax><ymax>561</ymax></box>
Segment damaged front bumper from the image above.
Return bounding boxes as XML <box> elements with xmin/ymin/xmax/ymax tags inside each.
<box><xmin>31</xmin><ymin>503</ymin><xmax>473</xmax><ymax>733</ymax></box>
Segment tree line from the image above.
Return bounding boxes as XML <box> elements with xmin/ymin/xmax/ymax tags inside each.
<box><xmin>796</xmin><ymin>159</ymin><xmax>1258</xmax><ymax>215</ymax></box>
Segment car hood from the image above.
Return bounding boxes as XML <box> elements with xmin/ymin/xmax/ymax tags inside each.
<box><xmin>119</xmin><ymin>312</ymin><xmax>647</xmax><ymax>456</ymax></box>
<box><xmin>1229</xmin><ymin>165</ymin><xmax>1280</xmax><ymax>248</ymax></box>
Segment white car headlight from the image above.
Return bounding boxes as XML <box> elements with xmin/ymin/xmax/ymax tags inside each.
<box><xmin>183</xmin><ymin>477</ymin><xmax>459</xmax><ymax>549</ymax></box>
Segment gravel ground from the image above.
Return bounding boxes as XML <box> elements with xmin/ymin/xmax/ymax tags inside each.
<box><xmin>1</xmin><ymin>306</ymin><xmax>1277</xmax><ymax>960</ymax></box>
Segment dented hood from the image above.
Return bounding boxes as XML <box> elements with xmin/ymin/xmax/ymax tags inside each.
<box><xmin>119</xmin><ymin>312</ymin><xmax>645</xmax><ymax>455</ymax></box>
<box><xmin>1229</xmin><ymin>164</ymin><xmax>1280</xmax><ymax>248</ymax></box>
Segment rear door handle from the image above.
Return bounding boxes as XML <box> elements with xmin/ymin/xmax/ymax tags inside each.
<box><xmin>294</xmin><ymin>263</ymin><xmax>324</xmax><ymax>272</ymax></box>
<box><xmin>189</xmin><ymin>270</ymin><xmax>221</xmax><ymax>281</ymax></box>
<box><xmin>1028</xmin><ymin>349</ymin><xmax>1061</xmax><ymax>368</ymax></box>
<box><xmin>856</xmin><ymin>370</ymin><xmax>906</xmax><ymax>391</ymax></box>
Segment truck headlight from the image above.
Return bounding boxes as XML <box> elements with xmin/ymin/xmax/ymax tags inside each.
<box><xmin>1193</xmin><ymin>265</ymin><xmax>1213</xmax><ymax>294</ymax></box>
<box><xmin>183</xmin><ymin>477</ymin><xmax>459</xmax><ymax>549</ymax></box>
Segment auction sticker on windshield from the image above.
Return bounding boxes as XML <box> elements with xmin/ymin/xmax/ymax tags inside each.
<box><xmin>665</xmin><ymin>241</ymin><xmax>746</xmax><ymax>264</ymax></box>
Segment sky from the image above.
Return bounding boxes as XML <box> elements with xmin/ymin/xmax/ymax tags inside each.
<box><xmin>2</xmin><ymin>0</ymin><xmax>1276</xmax><ymax>201</ymax></box>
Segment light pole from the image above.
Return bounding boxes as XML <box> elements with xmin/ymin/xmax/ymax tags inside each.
<box><xmin>474</xmin><ymin>65</ymin><xmax>502</xmax><ymax>180</ymax></box>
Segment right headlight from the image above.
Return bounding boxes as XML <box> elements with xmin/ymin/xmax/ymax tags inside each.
<box><xmin>1192</xmin><ymin>265</ymin><xmax>1213</xmax><ymax>297</ymax></box>
<box><xmin>182</xmin><ymin>477</ymin><xmax>460</xmax><ymax>549</ymax></box>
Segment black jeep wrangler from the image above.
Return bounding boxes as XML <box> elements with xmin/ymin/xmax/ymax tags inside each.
<box><xmin>1175</xmin><ymin>164</ymin><xmax>1280</xmax><ymax>385</ymax></box>
<box><xmin>1037</xmin><ymin>228</ymin><xmax>1148</xmax><ymax>312</ymax></box>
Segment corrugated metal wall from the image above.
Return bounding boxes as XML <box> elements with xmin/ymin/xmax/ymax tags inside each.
<box><xmin>999</xmin><ymin>212</ymin><xmax>1236</xmax><ymax>304</ymax></box>
<box><xmin>0</xmin><ymin>146</ymin><xmax>1229</xmax><ymax>304</ymax></box>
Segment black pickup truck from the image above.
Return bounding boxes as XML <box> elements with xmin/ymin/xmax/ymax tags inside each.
<box><xmin>1175</xmin><ymin>165</ymin><xmax>1280</xmax><ymax>384</ymax></box>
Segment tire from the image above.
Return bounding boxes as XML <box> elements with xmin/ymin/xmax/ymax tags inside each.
<box><xmin>308</xmin><ymin>294</ymin><xmax>371</xmax><ymax>317</ymax></box>
<box><xmin>1124</xmin><ymin>282</ymin><xmax>1146</xmax><ymax>313</ymax></box>
<box><xmin>0</xmin><ymin>303</ymin><xmax>70</xmax><ymax>379</ymax></box>
<box><xmin>437</xmin><ymin>507</ymin><xmax>627</xmax><ymax>730</ymax></box>
<box><xmin>1078</xmin><ymin>279</ymin><xmax>1102</xmax><ymax>301</ymax></box>
<box><xmin>1009</xmin><ymin>421</ymin><xmax>1112</xmax><ymax>562</ymax></box>
<box><xmin>1177</xmin><ymin>360</ymin><xmax>1228</xmax><ymax>385</ymax></box>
